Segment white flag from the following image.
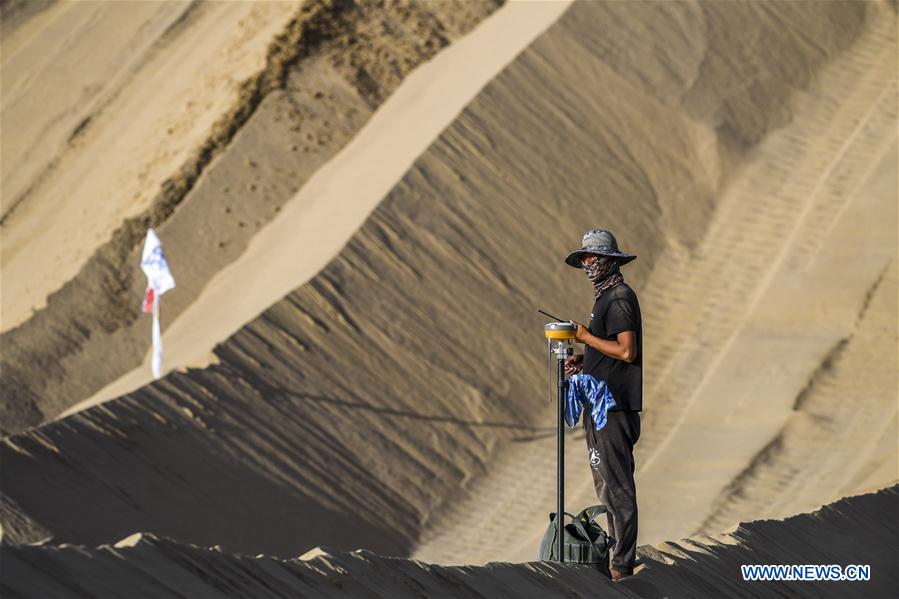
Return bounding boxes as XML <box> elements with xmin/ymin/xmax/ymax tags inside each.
<box><xmin>140</xmin><ymin>229</ymin><xmax>175</xmax><ymax>379</ymax></box>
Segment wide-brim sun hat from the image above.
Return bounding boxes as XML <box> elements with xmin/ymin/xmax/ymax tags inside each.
<box><xmin>564</xmin><ymin>229</ymin><xmax>637</xmax><ymax>268</ymax></box>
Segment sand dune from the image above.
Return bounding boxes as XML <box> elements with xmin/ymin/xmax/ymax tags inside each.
<box><xmin>1</xmin><ymin>0</ymin><xmax>896</xmax><ymax>592</ymax></box>
<box><xmin>419</xmin><ymin>0</ymin><xmax>897</xmax><ymax>564</ymax></box>
<box><xmin>1</xmin><ymin>0</ymin><xmax>299</xmax><ymax>330</ymax></box>
<box><xmin>64</xmin><ymin>0</ymin><xmax>573</xmax><ymax>417</ymax></box>
<box><xmin>1</xmin><ymin>0</ymin><xmax>502</xmax><ymax>434</ymax></box>
<box><xmin>3</xmin><ymin>485</ymin><xmax>896</xmax><ymax>598</ymax></box>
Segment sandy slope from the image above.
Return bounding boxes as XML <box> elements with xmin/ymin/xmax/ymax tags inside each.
<box><xmin>417</xmin><ymin>0</ymin><xmax>897</xmax><ymax>564</ymax></box>
<box><xmin>65</xmin><ymin>0</ymin><xmax>573</xmax><ymax>416</ymax></box>
<box><xmin>3</xmin><ymin>486</ymin><xmax>897</xmax><ymax>598</ymax></box>
<box><xmin>0</xmin><ymin>0</ymin><xmax>503</xmax><ymax>434</ymax></box>
<box><xmin>0</xmin><ymin>0</ymin><xmax>895</xmax><ymax>581</ymax></box>
<box><xmin>700</xmin><ymin>256</ymin><xmax>897</xmax><ymax>532</ymax></box>
<box><xmin>1</xmin><ymin>0</ymin><xmax>299</xmax><ymax>330</ymax></box>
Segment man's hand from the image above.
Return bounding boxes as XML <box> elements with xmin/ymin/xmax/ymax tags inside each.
<box><xmin>571</xmin><ymin>320</ymin><xmax>591</xmax><ymax>344</ymax></box>
<box><xmin>571</xmin><ymin>320</ymin><xmax>637</xmax><ymax>363</ymax></box>
<box><xmin>564</xmin><ymin>353</ymin><xmax>584</xmax><ymax>375</ymax></box>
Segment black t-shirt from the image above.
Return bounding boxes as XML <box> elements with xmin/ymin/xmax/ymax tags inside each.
<box><xmin>582</xmin><ymin>283</ymin><xmax>642</xmax><ymax>412</ymax></box>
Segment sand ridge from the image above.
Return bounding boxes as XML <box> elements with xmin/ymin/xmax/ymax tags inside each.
<box><xmin>1</xmin><ymin>0</ymin><xmax>504</xmax><ymax>434</ymax></box>
<box><xmin>3</xmin><ymin>485</ymin><xmax>896</xmax><ymax>598</ymax></box>
<box><xmin>68</xmin><ymin>0</ymin><xmax>574</xmax><ymax>417</ymax></box>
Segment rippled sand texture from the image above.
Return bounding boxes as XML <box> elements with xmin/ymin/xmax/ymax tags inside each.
<box><xmin>1</xmin><ymin>0</ymin><xmax>896</xmax><ymax>584</ymax></box>
<box><xmin>1</xmin><ymin>0</ymin><xmax>503</xmax><ymax>433</ymax></box>
<box><xmin>2</xmin><ymin>486</ymin><xmax>896</xmax><ymax>598</ymax></box>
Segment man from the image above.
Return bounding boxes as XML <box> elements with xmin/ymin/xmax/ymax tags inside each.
<box><xmin>563</xmin><ymin>229</ymin><xmax>642</xmax><ymax>581</ymax></box>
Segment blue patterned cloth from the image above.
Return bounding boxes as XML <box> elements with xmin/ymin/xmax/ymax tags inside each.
<box><xmin>565</xmin><ymin>374</ymin><xmax>617</xmax><ymax>431</ymax></box>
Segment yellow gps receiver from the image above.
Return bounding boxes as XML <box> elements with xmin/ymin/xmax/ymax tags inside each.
<box><xmin>544</xmin><ymin>322</ymin><xmax>577</xmax><ymax>340</ymax></box>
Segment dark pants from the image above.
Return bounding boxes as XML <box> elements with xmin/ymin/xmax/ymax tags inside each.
<box><xmin>583</xmin><ymin>410</ymin><xmax>640</xmax><ymax>573</ymax></box>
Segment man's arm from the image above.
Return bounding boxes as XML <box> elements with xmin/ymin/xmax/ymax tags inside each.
<box><xmin>572</xmin><ymin>323</ymin><xmax>636</xmax><ymax>363</ymax></box>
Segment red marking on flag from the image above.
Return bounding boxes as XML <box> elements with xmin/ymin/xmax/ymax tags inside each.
<box><xmin>142</xmin><ymin>288</ymin><xmax>155</xmax><ymax>313</ymax></box>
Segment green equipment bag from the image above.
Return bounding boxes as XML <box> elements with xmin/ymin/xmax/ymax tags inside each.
<box><xmin>539</xmin><ymin>505</ymin><xmax>614</xmax><ymax>571</ymax></box>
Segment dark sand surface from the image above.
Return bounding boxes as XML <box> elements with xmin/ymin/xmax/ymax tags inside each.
<box><xmin>2</xmin><ymin>485</ymin><xmax>896</xmax><ymax>598</ymax></box>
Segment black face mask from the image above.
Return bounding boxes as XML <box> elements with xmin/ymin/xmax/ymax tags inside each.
<box><xmin>583</xmin><ymin>256</ymin><xmax>624</xmax><ymax>298</ymax></box>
